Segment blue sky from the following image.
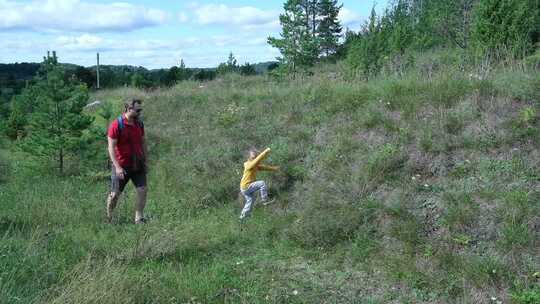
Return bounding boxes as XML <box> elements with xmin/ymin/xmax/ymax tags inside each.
<box><xmin>0</xmin><ymin>0</ymin><xmax>390</xmax><ymax>68</ymax></box>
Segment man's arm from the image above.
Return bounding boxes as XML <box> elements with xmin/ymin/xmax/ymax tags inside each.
<box><xmin>108</xmin><ymin>137</ymin><xmax>124</xmax><ymax>179</ymax></box>
<box><xmin>142</xmin><ymin>136</ymin><xmax>148</xmax><ymax>160</ymax></box>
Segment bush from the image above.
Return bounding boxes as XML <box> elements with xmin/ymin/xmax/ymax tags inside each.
<box><xmin>365</xmin><ymin>143</ymin><xmax>407</xmax><ymax>183</ymax></box>
<box><xmin>511</xmin><ymin>286</ymin><xmax>540</xmax><ymax>304</ymax></box>
<box><xmin>290</xmin><ymin>199</ymin><xmax>381</xmax><ymax>248</ymax></box>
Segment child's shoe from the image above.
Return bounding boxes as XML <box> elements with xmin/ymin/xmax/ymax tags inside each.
<box><xmin>262</xmin><ymin>198</ymin><xmax>275</xmax><ymax>206</ymax></box>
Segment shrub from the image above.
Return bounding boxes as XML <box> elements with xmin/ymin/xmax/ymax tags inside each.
<box><xmin>365</xmin><ymin>143</ymin><xmax>407</xmax><ymax>183</ymax></box>
<box><xmin>290</xmin><ymin>199</ymin><xmax>381</xmax><ymax>248</ymax></box>
<box><xmin>511</xmin><ymin>286</ymin><xmax>540</xmax><ymax>304</ymax></box>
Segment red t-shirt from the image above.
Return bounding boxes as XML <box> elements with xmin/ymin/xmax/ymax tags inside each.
<box><xmin>107</xmin><ymin>115</ymin><xmax>145</xmax><ymax>169</ymax></box>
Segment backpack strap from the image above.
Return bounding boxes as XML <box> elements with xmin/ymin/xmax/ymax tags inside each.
<box><xmin>117</xmin><ymin>116</ymin><xmax>124</xmax><ymax>131</ymax></box>
<box><xmin>117</xmin><ymin>115</ymin><xmax>144</xmax><ymax>136</ymax></box>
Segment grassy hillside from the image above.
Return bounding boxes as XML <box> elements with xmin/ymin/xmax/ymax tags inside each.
<box><xmin>1</xmin><ymin>54</ymin><xmax>539</xmax><ymax>303</ymax></box>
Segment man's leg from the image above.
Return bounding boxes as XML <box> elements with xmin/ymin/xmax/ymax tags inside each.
<box><xmin>134</xmin><ymin>186</ymin><xmax>147</xmax><ymax>223</ymax></box>
<box><xmin>107</xmin><ymin>167</ymin><xmax>127</xmax><ymax>223</ymax></box>
<box><xmin>132</xmin><ymin>171</ymin><xmax>148</xmax><ymax>223</ymax></box>
<box><xmin>106</xmin><ymin>192</ymin><xmax>120</xmax><ymax>223</ymax></box>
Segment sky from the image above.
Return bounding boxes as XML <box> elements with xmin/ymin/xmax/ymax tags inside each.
<box><xmin>0</xmin><ymin>0</ymin><xmax>390</xmax><ymax>69</ymax></box>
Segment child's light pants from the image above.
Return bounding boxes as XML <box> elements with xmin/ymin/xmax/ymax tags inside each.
<box><xmin>240</xmin><ymin>181</ymin><xmax>268</xmax><ymax>219</ymax></box>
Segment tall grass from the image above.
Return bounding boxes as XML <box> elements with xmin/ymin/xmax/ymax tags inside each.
<box><xmin>1</xmin><ymin>52</ymin><xmax>538</xmax><ymax>303</ymax></box>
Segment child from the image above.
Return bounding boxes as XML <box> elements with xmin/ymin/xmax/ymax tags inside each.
<box><xmin>239</xmin><ymin>147</ymin><xmax>279</xmax><ymax>219</ymax></box>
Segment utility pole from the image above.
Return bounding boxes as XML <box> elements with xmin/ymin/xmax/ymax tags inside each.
<box><xmin>96</xmin><ymin>52</ymin><xmax>100</xmax><ymax>89</ymax></box>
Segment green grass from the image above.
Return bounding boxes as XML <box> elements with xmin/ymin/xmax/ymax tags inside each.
<box><xmin>1</xmin><ymin>54</ymin><xmax>539</xmax><ymax>303</ymax></box>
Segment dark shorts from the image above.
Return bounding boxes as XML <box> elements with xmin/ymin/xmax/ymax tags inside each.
<box><xmin>110</xmin><ymin>167</ymin><xmax>147</xmax><ymax>193</ymax></box>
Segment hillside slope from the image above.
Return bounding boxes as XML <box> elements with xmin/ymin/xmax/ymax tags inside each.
<box><xmin>1</xmin><ymin>59</ymin><xmax>539</xmax><ymax>303</ymax></box>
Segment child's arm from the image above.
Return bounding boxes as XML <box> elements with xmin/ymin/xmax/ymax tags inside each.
<box><xmin>245</xmin><ymin>148</ymin><xmax>271</xmax><ymax>169</ymax></box>
<box><xmin>258</xmin><ymin>164</ymin><xmax>280</xmax><ymax>171</ymax></box>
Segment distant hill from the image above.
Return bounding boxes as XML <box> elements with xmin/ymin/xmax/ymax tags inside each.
<box><xmin>0</xmin><ymin>60</ymin><xmax>279</xmax><ymax>100</ymax></box>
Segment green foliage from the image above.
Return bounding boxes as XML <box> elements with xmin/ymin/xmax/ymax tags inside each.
<box><xmin>345</xmin><ymin>8</ymin><xmax>384</xmax><ymax>79</ymax></box>
<box><xmin>511</xmin><ymin>286</ymin><xmax>540</xmax><ymax>304</ymax></box>
<box><xmin>518</xmin><ymin>106</ymin><xmax>537</xmax><ymax>126</ymax></box>
<box><xmin>130</xmin><ymin>72</ymin><xmax>151</xmax><ymax>88</ymax></box>
<box><xmin>317</xmin><ymin>0</ymin><xmax>343</xmax><ymax>57</ymax></box>
<box><xmin>268</xmin><ymin>0</ymin><xmax>343</xmax><ymax>74</ymax></box>
<box><xmin>1</xmin><ymin>50</ymin><xmax>539</xmax><ymax>302</ymax></box>
<box><xmin>239</xmin><ymin>63</ymin><xmax>257</xmax><ymax>76</ymax></box>
<box><xmin>4</xmin><ymin>102</ymin><xmax>27</xmax><ymax>139</ymax></box>
<box><xmin>344</xmin><ymin>0</ymin><xmax>540</xmax><ymax>78</ymax></box>
<box><xmin>217</xmin><ymin>52</ymin><xmax>240</xmax><ymax>75</ymax></box>
<box><xmin>291</xmin><ymin>199</ymin><xmax>381</xmax><ymax>248</ymax></box>
<box><xmin>365</xmin><ymin>143</ymin><xmax>407</xmax><ymax>183</ymax></box>
<box><xmin>15</xmin><ymin>54</ymin><xmax>94</xmax><ymax>173</ymax></box>
<box><xmin>497</xmin><ymin>191</ymin><xmax>535</xmax><ymax>252</ymax></box>
<box><xmin>472</xmin><ymin>0</ymin><xmax>540</xmax><ymax>58</ymax></box>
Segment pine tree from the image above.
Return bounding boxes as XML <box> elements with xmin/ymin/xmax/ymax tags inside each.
<box><xmin>346</xmin><ymin>7</ymin><xmax>383</xmax><ymax>79</ymax></box>
<box><xmin>318</xmin><ymin>0</ymin><xmax>343</xmax><ymax>57</ymax></box>
<box><xmin>217</xmin><ymin>52</ymin><xmax>239</xmax><ymax>75</ymax></box>
<box><xmin>18</xmin><ymin>53</ymin><xmax>94</xmax><ymax>173</ymax></box>
<box><xmin>472</xmin><ymin>0</ymin><xmax>539</xmax><ymax>58</ymax></box>
<box><xmin>177</xmin><ymin>59</ymin><xmax>191</xmax><ymax>81</ymax></box>
<box><xmin>268</xmin><ymin>0</ymin><xmax>320</xmax><ymax>74</ymax></box>
<box><xmin>388</xmin><ymin>0</ymin><xmax>414</xmax><ymax>55</ymax></box>
<box><xmin>227</xmin><ymin>52</ymin><xmax>239</xmax><ymax>71</ymax></box>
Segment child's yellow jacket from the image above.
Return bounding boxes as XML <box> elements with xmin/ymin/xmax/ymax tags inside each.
<box><xmin>240</xmin><ymin>148</ymin><xmax>278</xmax><ymax>190</ymax></box>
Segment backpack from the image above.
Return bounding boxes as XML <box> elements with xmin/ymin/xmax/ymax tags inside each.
<box><xmin>117</xmin><ymin>116</ymin><xmax>144</xmax><ymax>135</ymax></box>
<box><xmin>116</xmin><ymin>116</ymin><xmax>146</xmax><ymax>172</ymax></box>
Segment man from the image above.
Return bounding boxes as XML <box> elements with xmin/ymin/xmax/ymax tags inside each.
<box><xmin>106</xmin><ymin>99</ymin><xmax>148</xmax><ymax>224</ymax></box>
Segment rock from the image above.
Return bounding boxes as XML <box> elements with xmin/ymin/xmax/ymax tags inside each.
<box><xmin>84</xmin><ymin>100</ymin><xmax>102</xmax><ymax>110</ymax></box>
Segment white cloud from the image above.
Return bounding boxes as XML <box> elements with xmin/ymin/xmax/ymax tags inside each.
<box><xmin>339</xmin><ymin>8</ymin><xmax>364</xmax><ymax>28</ymax></box>
<box><xmin>192</xmin><ymin>4</ymin><xmax>279</xmax><ymax>29</ymax></box>
<box><xmin>0</xmin><ymin>0</ymin><xmax>168</xmax><ymax>32</ymax></box>
<box><xmin>56</xmin><ymin>34</ymin><xmax>103</xmax><ymax>50</ymax></box>
<box><xmin>2</xmin><ymin>32</ymin><xmax>274</xmax><ymax>62</ymax></box>
<box><xmin>178</xmin><ymin>12</ymin><xmax>190</xmax><ymax>23</ymax></box>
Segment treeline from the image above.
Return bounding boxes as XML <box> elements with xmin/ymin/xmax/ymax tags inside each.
<box><xmin>0</xmin><ymin>54</ymin><xmax>277</xmax><ymax>120</ymax></box>
<box><xmin>0</xmin><ymin>58</ymin><xmax>277</xmax><ymax>92</ymax></box>
<box><xmin>343</xmin><ymin>0</ymin><xmax>540</xmax><ymax>78</ymax></box>
<box><xmin>268</xmin><ymin>0</ymin><xmax>540</xmax><ymax>77</ymax></box>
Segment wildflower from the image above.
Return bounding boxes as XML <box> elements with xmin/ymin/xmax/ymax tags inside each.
<box><xmin>292</xmin><ymin>290</ymin><xmax>299</xmax><ymax>295</ymax></box>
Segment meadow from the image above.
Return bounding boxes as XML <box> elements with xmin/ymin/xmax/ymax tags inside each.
<box><xmin>1</xmin><ymin>51</ymin><xmax>539</xmax><ymax>303</ymax></box>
